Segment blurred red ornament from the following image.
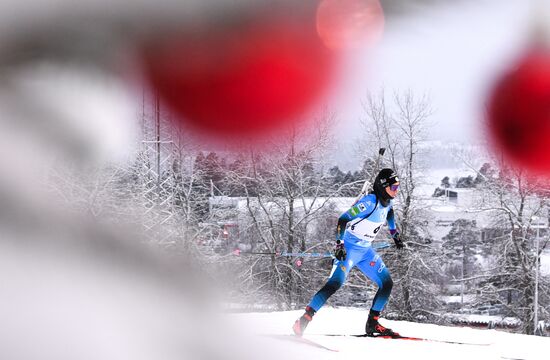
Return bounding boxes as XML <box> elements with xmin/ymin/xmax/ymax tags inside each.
<box><xmin>487</xmin><ymin>47</ymin><xmax>550</xmax><ymax>175</ymax></box>
<box><xmin>141</xmin><ymin>7</ymin><xmax>337</xmax><ymax>138</ymax></box>
<box><xmin>316</xmin><ymin>0</ymin><xmax>384</xmax><ymax>50</ymax></box>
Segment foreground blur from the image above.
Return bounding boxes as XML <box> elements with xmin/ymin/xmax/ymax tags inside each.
<box><xmin>0</xmin><ymin>0</ymin><xmax>545</xmax><ymax>359</ymax></box>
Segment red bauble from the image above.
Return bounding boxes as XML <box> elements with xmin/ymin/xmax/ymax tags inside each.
<box><xmin>316</xmin><ymin>0</ymin><xmax>384</xmax><ymax>50</ymax></box>
<box><xmin>487</xmin><ymin>48</ymin><xmax>550</xmax><ymax>175</ymax></box>
<box><xmin>141</xmin><ymin>8</ymin><xmax>336</xmax><ymax>139</ymax></box>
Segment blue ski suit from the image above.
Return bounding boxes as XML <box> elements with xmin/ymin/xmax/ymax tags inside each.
<box><xmin>307</xmin><ymin>193</ymin><xmax>396</xmax><ymax>313</ymax></box>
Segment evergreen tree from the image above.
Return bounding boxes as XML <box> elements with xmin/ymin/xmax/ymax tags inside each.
<box><xmin>456</xmin><ymin>175</ymin><xmax>474</xmax><ymax>188</ymax></box>
<box><xmin>441</xmin><ymin>219</ymin><xmax>483</xmax><ymax>304</ymax></box>
<box><xmin>474</xmin><ymin>163</ymin><xmax>494</xmax><ymax>186</ymax></box>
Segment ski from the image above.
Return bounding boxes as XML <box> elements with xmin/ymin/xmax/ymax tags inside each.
<box><xmin>320</xmin><ymin>333</ymin><xmax>492</xmax><ymax>346</ymax></box>
<box><xmin>262</xmin><ymin>334</ymin><xmax>339</xmax><ymax>352</ymax></box>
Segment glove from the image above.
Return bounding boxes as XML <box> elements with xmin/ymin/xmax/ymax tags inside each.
<box><xmin>391</xmin><ymin>230</ymin><xmax>404</xmax><ymax>249</ymax></box>
<box><xmin>334</xmin><ymin>240</ymin><xmax>346</xmax><ymax>261</ymax></box>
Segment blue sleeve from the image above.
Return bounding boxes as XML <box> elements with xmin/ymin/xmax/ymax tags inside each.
<box><xmin>387</xmin><ymin>207</ymin><xmax>397</xmax><ymax>232</ymax></box>
<box><xmin>336</xmin><ymin>194</ymin><xmax>377</xmax><ymax>240</ymax></box>
<box><xmin>336</xmin><ymin>212</ymin><xmax>351</xmax><ymax>240</ymax></box>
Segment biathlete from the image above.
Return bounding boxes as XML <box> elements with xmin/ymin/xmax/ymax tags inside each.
<box><xmin>293</xmin><ymin>168</ymin><xmax>405</xmax><ymax>337</ymax></box>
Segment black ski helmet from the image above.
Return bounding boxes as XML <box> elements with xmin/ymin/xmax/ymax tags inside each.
<box><xmin>373</xmin><ymin>168</ymin><xmax>399</xmax><ymax>206</ymax></box>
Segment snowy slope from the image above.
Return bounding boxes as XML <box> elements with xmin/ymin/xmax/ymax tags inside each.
<box><xmin>227</xmin><ymin>307</ymin><xmax>549</xmax><ymax>360</ymax></box>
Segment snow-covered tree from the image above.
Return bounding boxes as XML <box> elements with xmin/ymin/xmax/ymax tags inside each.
<box><xmin>226</xmin><ymin>113</ymin><xmax>345</xmax><ymax>309</ymax></box>
<box><xmin>458</xmin><ymin>154</ymin><xmax>550</xmax><ymax>334</ymax></box>
<box><xmin>442</xmin><ymin>219</ymin><xmax>482</xmax><ymax>276</ymax></box>
<box><xmin>441</xmin><ymin>219</ymin><xmax>483</xmax><ymax>308</ymax></box>
<box><xmin>456</xmin><ymin>175</ymin><xmax>475</xmax><ymax>188</ymax></box>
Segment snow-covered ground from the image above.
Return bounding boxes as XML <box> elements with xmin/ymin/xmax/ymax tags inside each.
<box><xmin>226</xmin><ymin>307</ymin><xmax>549</xmax><ymax>360</ymax></box>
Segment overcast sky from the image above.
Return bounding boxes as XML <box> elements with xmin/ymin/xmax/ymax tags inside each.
<box><xmin>1</xmin><ymin>0</ymin><xmax>542</xmax><ymax>173</ymax></box>
<box><xmin>331</xmin><ymin>0</ymin><xmax>537</xmax><ymax>170</ymax></box>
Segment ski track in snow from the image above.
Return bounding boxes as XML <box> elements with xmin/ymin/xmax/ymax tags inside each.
<box><xmin>226</xmin><ymin>308</ymin><xmax>550</xmax><ymax>360</ymax></box>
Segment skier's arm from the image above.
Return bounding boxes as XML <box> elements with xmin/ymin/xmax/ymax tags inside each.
<box><xmin>336</xmin><ymin>213</ymin><xmax>351</xmax><ymax>241</ymax></box>
<box><xmin>334</xmin><ymin>213</ymin><xmax>351</xmax><ymax>261</ymax></box>
<box><xmin>387</xmin><ymin>207</ymin><xmax>397</xmax><ymax>234</ymax></box>
<box><xmin>387</xmin><ymin>207</ymin><xmax>404</xmax><ymax>249</ymax></box>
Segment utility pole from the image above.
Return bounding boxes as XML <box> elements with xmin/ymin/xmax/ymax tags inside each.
<box><xmin>459</xmin><ymin>222</ymin><xmax>464</xmax><ymax>307</ymax></box>
<box><xmin>140</xmin><ymin>90</ymin><xmax>175</xmax><ymax>243</ymax></box>
<box><xmin>531</xmin><ymin>216</ymin><xmax>542</xmax><ymax>335</ymax></box>
<box><xmin>535</xmin><ymin>225</ymin><xmax>540</xmax><ymax>334</ymax></box>
<box><xmin>156</xmin><ymin>92</ymin><xmax>161</xmax><ymax>187</ymax></box>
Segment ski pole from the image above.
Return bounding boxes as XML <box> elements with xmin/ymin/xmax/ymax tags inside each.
<box><xmin>279</xmin><ymin>241</ymin><xmax>390</xmax><ymax>257</ymax></box>
<box><xmin>235</xmin><ymin>241</ymin><xmax>391</xmax><ymax>257</ymax></box>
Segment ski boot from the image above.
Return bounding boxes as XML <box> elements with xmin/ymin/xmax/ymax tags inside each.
<box><xmin>365</xmin><ymin>310</ymin><xmax>399</xmax><ymax>337</ymax></box>
<box><xmin>292</xmin><ymin>306</ymin><xmax>315</xmax><ymax>337</ymax></box>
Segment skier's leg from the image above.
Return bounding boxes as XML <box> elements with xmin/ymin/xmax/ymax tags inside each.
<box><xmin>356</xmin><ymin>247</ymin><xmax>393</xmax><ymax>311</ymax></box>
<box><xmin>307</xmin><ymin>259</ymin><xmax>349</xmax><ymax>311</ymax></box>
<box><xmin>356</xmin><ymin>247</ymin><xmax>397</xmax><ymax>336</ymax></box>
<box><xmin>293</xmin><ymin>243</ymin><xmax>365</xmax><ymax>336</ymax></box>
<box><xmin>293</xmin><ymin>260</ymin><xmax>350</xmax><ymax>336</ymax></box>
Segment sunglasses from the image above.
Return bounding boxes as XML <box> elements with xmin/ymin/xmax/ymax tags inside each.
<box><xmin>389</xmin><ymin>184</ymin><xmax>400</xmax><ymax>191</ymax></box>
